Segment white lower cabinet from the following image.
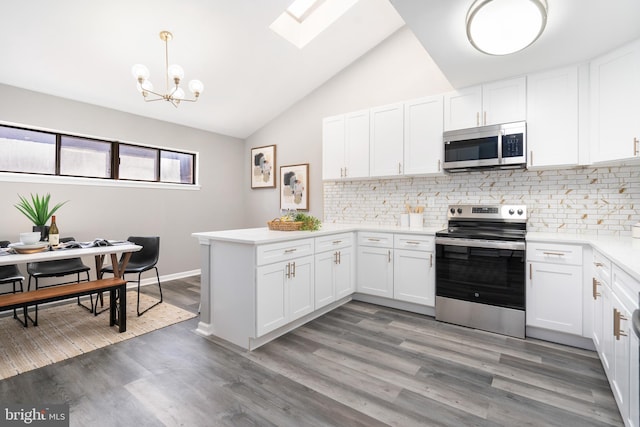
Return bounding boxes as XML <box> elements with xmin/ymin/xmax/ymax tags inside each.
<box><xmin>526</xmin><ymin>242</ymin><xmax>584</xmax><ymax>335</ymax></box>
<box><xmin>314</xmin><ymin>233</ymin><xmax>354</xmax><ymax>309</ymax></box>
<box><xmin>357</xmin><ymin>245</ymin><xmax>393</xmax><ymax>298</ymax></box>
<box><xmin>393</xmin><ymin>234</ymin><xmax>435</xmax><ymax>306</ymax></box>
<box><xmin>256</xmin><ymin>250</ymin><xmax>314</xmax><ymax>337</ymax></box>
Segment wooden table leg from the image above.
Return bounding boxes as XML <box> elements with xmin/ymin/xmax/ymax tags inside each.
<box><xmin>118</xmin><ymin>285</ymin><xmax>127</xmax><ymax>332</ymax></box>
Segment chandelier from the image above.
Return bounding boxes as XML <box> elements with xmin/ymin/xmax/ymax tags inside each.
<box><xmin>131</xmin><ymin>31</ymin><xmax>204</xmax><ymax>107</ymax></box>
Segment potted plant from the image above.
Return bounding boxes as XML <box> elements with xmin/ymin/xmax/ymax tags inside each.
<box><xmin>15</xmin><ymin>193</ymin><xmax>68</xmax><ymax>241</ymax></box>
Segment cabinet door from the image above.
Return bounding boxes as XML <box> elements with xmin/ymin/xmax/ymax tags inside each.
<box><xmin>444</xmin><ymin>86</ymin><xmax>482</xmax><ymax>130</ymax></box>
<box><xmin>315</xmin><ymin>251</ymin><xmax>336</xmax><ymax>309</ymax></box>
<box><xmin>256</xmin><ymin>262</ymin><xmax>288</xmax><ymax>336</ymax></box>
<box><xmin>612</xmin><ymin>292</ymin><xmax>632</xmax><ymax>422</ymax></box>
<box><xmin>344</xmin><ymin>110</ymin><xmax>370</xmax><ymax>179</ymax></box>
<box><xmin>335</xmin><ymin>247</ymin><xmax>354</xmax><ymax>300</ymax></box>
<box><xmin>370</xmin><ymin>103</ymin><xmax>404</xmax><ymax>177</ymax></box>
<box><xmin>322</xmin><ymin>115</ymin><xmax>345</xmax><ymax>180</ymax></box>
<box><xmin>289</xmin><ymin>255</ymin><xmax>314</xmax><ymax>321</ymax></box>
<box><xmin>482</xmin><ymin>77</ymin><xmax>526</xmax><ymax>126</ymax></box>
<box><xmin>357</xmin><ymin>246</ymin><xmax>393</xmax><ymax>298</ymax></box>
<box><xmin>590</xmin><ymin>39</ymin><xmax>640</xmax><ymax>163</ymax></box>
<box><xmin>527</xmin><ymin>67</ymin><xmax>579</xmax><ymax>168</ymax></box>
<box><xmin>526</xmin><ymin>262</ymin><xmax>583</xmax><ymax>335</ymax></box>
<box><xmin>403</xmin><ymin>96</ymin><xmax>444</xmax><ymax>175</ymax></box>
<box><xmin>393</xmin><ymin>249</ymin><xmax>434</xmax><ymax>306</ymax></box>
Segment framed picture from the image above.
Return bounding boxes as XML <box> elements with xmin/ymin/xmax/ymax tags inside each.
<box><xmin>280</xmin><ymin>163</ymin><xmax>309</xmax><ymax>211</ymax></box>
<box><xmin>251</xmin><ymin>145</ymin><xmax>276</xmax><ymax>188</ymax></box>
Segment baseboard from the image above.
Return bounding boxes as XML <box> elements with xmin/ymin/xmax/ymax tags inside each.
<box><xmin>526</xmin><ymin>326</ymin><xmax>596</xmax><ymax>350</ymax></box>
<box><xmin>135</xmin><ymin>269</ymin><xmax>201</xmax><ymax>288</ymax></box>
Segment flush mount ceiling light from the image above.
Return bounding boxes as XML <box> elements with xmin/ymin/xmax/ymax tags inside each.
<box><xmin>131</xmin><ymin>31</ymin><xmax>204</xmax><ymax>108</ymax></box>
<box><xmin>466</xmin><ymin>0</ymin><xmax>548</xmax><ymax>56</ymax></box>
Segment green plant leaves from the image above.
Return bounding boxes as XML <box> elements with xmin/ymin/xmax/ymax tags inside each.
<box><xmin>294</xmin><ymin>212</ymin><xmax>321</xmax><ymax>231</ymax></box>
<box><xmin>15</xmin><ymin>193</ymin><xmax>68</xmax><ymax>226</ymax></box>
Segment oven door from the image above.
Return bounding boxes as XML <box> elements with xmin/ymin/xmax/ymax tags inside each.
<box><xmin>435</xmin><ymin>237</ymin><xmax>526</xmax><ymax>310</ymax></box>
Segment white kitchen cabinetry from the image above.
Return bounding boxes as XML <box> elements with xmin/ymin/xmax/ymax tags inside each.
<box><xmin>592</xmin><ymin>249</ymin><xmax>613</xmax><ymax>360</ymax></box>
<box><xmin>314</xmin><ymin>233</ymin><xmax>354</xmax><ymax>309</ymax></box>
<box><xmin>527</xmin><ymin>66</ymin><xmax>580</xmax><ymax>168</ymax></box>
<box><xmin>369</xmin><ymin>103</ymin><xmax>404</xmax><ymax>177</ymax></box>
<box><xmin>393</xmin><ymin>234</ymin><xmax>435</xmax><ymax>306</ymax></box>
<box><xmin>322</xmin><ymin>110</ymin><xmax>370</xmax><ymax>180</ymax></box>
<box><xmin>590</xmin><ymin>38</ymin><xmax>640</xmax><ymax>163</ymax></box>
<box><xmin>444</xmin><ymin>77</ymin><xmax>526</xmax><ymax>131</ymax></box>
<box><xmin>256</xmin><ymin>239</ymin><xmax>314</xmax><ymax>337</ymax></box>
<box><xmin>526</xmin><ymin>242</ymin><xmax>584</xmax><ymax>335</ymax></box>
<box><xmin>403</xmin><ymin>96</ymin><xmax>444</xmax><ymax>175</ymax></box>
<box><xmin>357</xmin><ymin>232</ymin><xmax>394</xmax><ymax>298</ymax></box>
<box><xmin>610</xmin><ymin>266</ymin><xmax>640</xmax><ymax>427</ymax></box>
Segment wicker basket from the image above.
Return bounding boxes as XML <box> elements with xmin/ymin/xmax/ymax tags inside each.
<box><xmin>267</xmin><ymin>218</ymin><xmax>303</xmax><ymax>231</ymax></box>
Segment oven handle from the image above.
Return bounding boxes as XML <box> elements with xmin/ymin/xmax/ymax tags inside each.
<box><xmin>435</xmin><ymin>237</ymin><xmax>525</xmax><ymax>251</ymax></box>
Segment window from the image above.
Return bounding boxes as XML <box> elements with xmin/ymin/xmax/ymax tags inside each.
<box><xmin>119</xmin><ymin>144</ymin><xmax>158</xmax><ymax>181</ymax></box>
<box><xmin>0</xmin><ymin>124</ymin><xmax>196</xmax><ymax>185</ymax></box>
<box><xmin>0</xmin><ymin>126</ymin><xmax>56</xmax><ymax>174</ymax></box>
<box><xmin>60</xmin><ymin>135</ymin><xmax>112</xmax><ymax>178</ymax></box>
<box><xmin>161</xmin><ymin>150</ymin><xmax>194</xmax><ymax>184</ymax></box>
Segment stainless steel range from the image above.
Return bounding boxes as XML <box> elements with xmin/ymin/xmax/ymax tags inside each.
<box><xmin>435</xmin><ymin>204</ymin><xmax>527</xmax><ymax>338</ymax></box>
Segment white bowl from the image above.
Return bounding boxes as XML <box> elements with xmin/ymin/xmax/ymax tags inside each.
<box><xmin>20</xmin><ymin>232</ymin><xmax>41</xmax><ymax>245</ymax></box>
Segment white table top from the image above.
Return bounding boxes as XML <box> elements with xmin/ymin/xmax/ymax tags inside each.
<box><xmin>0</xmin><ymin>243</ymin><xmax>142</xmax><ymax>266</ymax></box>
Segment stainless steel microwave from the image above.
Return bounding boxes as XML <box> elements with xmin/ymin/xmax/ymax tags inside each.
<box><xmin>443</xmin><ymin>121</ymin><xmax>527</xmax><ymax>172</ymax></box>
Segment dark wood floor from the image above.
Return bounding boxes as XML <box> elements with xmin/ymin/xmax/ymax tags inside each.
<box><xmin>0</xmin><ymin>276</ymin><xmax>623</xmax><ymax>426</ymax></box>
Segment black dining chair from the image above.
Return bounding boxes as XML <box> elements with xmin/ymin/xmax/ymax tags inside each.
<box><xmin>100</xmin><ymin>236</ymin><xmax>162</xmax><ymax>316</ymax></box>
<box><xmin>0</xmin><ymin>240</ymin><xmax>25</xmax><ymax>320</ymax></box>
<box><xmin>27</xmin><ymin>237</ymin><xmax>94</xmax><ymax>312</ymax></box>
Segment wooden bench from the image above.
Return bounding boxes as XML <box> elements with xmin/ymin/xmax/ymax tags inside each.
<box><xmin>0</xmin><ymin>278</ymin><xmax>127</xmax><ymax>332</ymax></box>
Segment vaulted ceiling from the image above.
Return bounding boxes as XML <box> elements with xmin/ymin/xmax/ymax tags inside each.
<box><xmin>2</xmin><ymin>1</ymin><xmax>639</xmax><ymax>139</ymax></box>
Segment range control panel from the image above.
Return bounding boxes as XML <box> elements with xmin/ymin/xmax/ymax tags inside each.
<box><xmin>447</xmin><ymin>204</ymin><xmax>527</xmax><ymax>222</ymax></box>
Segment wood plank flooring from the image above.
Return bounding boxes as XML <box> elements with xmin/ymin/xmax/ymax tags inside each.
<box><xmin>0</xmin><ymin>276</ymin><xmax>623</xmax><ymax>426</ymax></box>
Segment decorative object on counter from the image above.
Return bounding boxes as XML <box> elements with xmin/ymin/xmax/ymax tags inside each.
<box><xmin>409</xmin><ymin>213</ymin><xmax>423</xmax><ymax>229</ymax></box>
<box><xmin>131</xmin><ymin>30</ymin><xmax>204</xmax><ymax>108</ymax></box>
<box><xmin>251</xmin><ymin>145</ymin><xmax>276</xmax><ymax>188</ymax></box>
<box><xmin>294</xmin><ymin>212</ymin><xmax>321</xmax><ymax>231</ymax></box>
<box><xmin>633</xmin><ymin>222</ymin><xmax>640</xmax><ymax>239</ymax></box>
<box><xmin>280</xmin><ymin>163</ymin><xmax>309</xmax><ymax>211</ymax></box>
<box><xmin>267</xmin><ymin>218</ymin><xmax>303</xmax><ymax>231</ymax></box>
<box><xmin>14</xmin><ymin>193</ymin><xmax>68</xmax><ymax>242</ymax></box>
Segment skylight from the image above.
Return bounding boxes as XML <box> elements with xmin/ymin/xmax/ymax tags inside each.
<box><xmin>271</xmin><ymin>0</ymin><xmax>360</xmax><ymax>49</ymax></box>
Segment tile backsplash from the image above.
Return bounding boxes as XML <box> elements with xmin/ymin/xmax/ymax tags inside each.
<box><xmin>323</xmin><ymin>165</ymin><xmax>640</xmax><ymax>236</ymax></box>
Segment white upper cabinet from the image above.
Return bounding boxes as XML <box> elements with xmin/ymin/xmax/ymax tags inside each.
<box><xmin>444</xmin><ymin>76</ymin><xmax>526</xmax><ymax>131</ymax></box>
<box><xmin>369</xmin><ymin>103</ymin><xmax>404</xmax><ymax>177</ymax></box>
<box><xmin>526</xmin><ymin>66</ymin><xmax>579</xmax><ymax>168</ymax></box>
<box><xmin>322</xmin><ymin>114</ymin><xmax>345</xmax><ymax>180</ymax></box>
<box><xmin>590</xmin><ymin>38</ymin><xmax>640</xmax><ymax>163</ymax></box>
<box><xmin>322</xmin><ymin>110</ymin><xmax>370</xmax><ymax>180</ymax></box>
<box><xmin>403</xmin><ymin>95</ymin><xmax>444</xmax><ymax>175</ymax></box>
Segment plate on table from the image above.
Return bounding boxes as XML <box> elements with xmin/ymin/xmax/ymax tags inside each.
<box><xmin>8</xmin><ymin>242</ymin><xmax>49</xmax><ymax>254</ymax></box>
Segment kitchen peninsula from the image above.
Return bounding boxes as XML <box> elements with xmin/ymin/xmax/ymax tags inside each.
<box><xmin>192</xmin><ymin>224</ymin><xmax>441</xmax><ymax>350</ymax></box>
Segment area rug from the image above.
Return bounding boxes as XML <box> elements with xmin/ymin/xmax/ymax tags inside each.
<box><xmin>0</xmin><ymin>291</ymin><xmax>196</xmax><ymax>380</ymax></box>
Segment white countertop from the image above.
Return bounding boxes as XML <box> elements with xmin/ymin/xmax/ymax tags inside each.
<box><xmin>527</xmin><ymin>232</ymin><xmax>640</xmax><ymax>282</ymax></box>
<box><xmin>192</xmin><ymin>223</ymin><xmax>443</xmax><ymax>245</ymax></box>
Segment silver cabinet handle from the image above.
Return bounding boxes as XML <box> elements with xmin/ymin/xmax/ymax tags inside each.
<box><xmin>344</xmin><ymin>167</ymin><xmax>347</xmax><ymax>177</ymax></box>
<box><xmin>594</xmin><ymin>262</ymin><xmax>604</xmax><ymax>267</ymax></box>
<box><xmin>438</xmin><ymin>159</ymin><xmax>441</xmax><ymax>172</ymax></box>
<box><xmin>332</xmin><ymin>240</ymin><xmax>342</xmax><ymax>245</ymax></box>
<box><xmin>284</xmin><ymin>248</ymin><xmax>297</xmax><ymax>254</ymax></box>
<box><xmin>592</xmin><ymin>277</ymin><xmax>601</xmax><ymax>300</ymax></box>
<box><xmin>286</xmin><ymin>262</ymin><xmax>290</xmax><ymax>279</ymax></box>
<box><xmin>368</xmin><ymin>238</ymin><xmax>380</xmax><ymax>242</ymax></box>
<box><xmin>388</xmin><ymin>250</ymin><xmax>391</xmax><ymax>263</ymax></box>
<box><xmin>291</xmin><ymin>261</ymin><xmax>296</xmax><ymax>278</ymax></box>
<box><xmin>634</xmin><ymin>137</ymin><xmax>639</xmax><ymax>156</ymax></box>
<box><xmin>405</xmin><ymin>241</ymin><xmax>421</xmax><ymax>245</ymax></box>
<box><xmin>530</xmin><ymin>150</ymin><xmax>533</xmax><ymax>167</ymax></box>
<box><xmin>398</xmin><ymin>163</ymin><xmax>402</xmax><ymax>174</ymax></box>
<box><xmin>484</xmin><ymin>111</ymin><xmax>487</xmax><ymax>125</ymax></box>
<box><xmin>430</xmin><ymin>253</ymin><xmax>433</xmax><ymax>268</ymax></box>
<box><xmin>337</xmin><ymin>251</ymin><xmax>341</xmax><ymax>265</ymax></box>
<box><xmin>476</xmin><ymin>112</ymin><xmax>480</xmax><ymax>126</ymax></box>
<box><xmin>334</xmin><ymin>251</ymin><xmax>338</xmax><ymax>264</ymax></box>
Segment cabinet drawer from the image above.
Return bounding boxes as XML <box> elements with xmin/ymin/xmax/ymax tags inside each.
<box><xmin>257</xmin><ymin>238</ymin><xmax>314</xmax><ymax>266</ymax></box>
<box><xmin>358</xmin><ymin>232</ymin><xmax>393</xmax><ymax>248</ymax></box>
<box><xmin>315</xmin><ymin>232</ymin><xmax>353</xmax><ymax>252</ymax></box>
<box><xmin>526</xmin><ymin>242</ymin><xmax>583</xmax><ymax>266</ymax></box>
<box><xmin>593</xmin><ymin>249</ymin><xmax>612</xmax><ymax>288</ymax></box>
<box><xmin>394</xmin><ymin>234</ymin><xmax>434</xmax><ymax>251</ymax></box>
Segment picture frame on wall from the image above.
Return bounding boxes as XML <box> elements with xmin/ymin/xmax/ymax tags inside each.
<box><xmin>251</xmin><ymin>145</ymin><xmax>276</xmax><ymax>189</ymax></box>
<box><xmin>280</xmin><ymin>163</ymin><xmax>309</xmax><ymax>211</ymax></box>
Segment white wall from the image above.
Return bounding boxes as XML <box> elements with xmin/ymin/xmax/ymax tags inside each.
<box><xmin>0</xmin><ymin>84</ymin><xmax>246</xmax><ymax>278</ymax></box>
<box><xmin>243</xmin><ymin>27</ymin><xmax>453</xmax><ymax>225</ymax></box>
